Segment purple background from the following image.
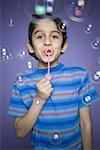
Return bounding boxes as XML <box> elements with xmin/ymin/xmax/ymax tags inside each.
<box><xmin>1</xmin><ymin>0</ymin><xmax>100</xmax><ymax>149</ymax></box>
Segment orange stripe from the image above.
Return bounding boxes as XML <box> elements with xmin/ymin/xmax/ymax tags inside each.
<box><xmin>23</xmin><ymin>95</ymin><xmax>33</xmax><ymax>101</ymax></box>
<box><xmin>80</xmin><ymin>84</ymin><xmax>93</xmax><ymax>94</ymax></box>
<box><xmin>9</xmin><ymin>108</ymin><xmax>26</xmax><ymax>114</ymax></box>
<box><xmin>60</xmin><ymin>73</ymin><xmax>83</xmax><ymax>79</ymax></box>
<box><xmin>52</xmin><ymin>91</ymin><xmax>74</xmax><ymax>97</ymax></box>
<box><xmin>40</xmin><ymin>110</ymin><xmax>77</xmax><ymax>117</ymax></box>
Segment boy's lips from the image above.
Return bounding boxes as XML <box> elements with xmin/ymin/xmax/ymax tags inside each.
<box><xmin>44</xmin><ymin>48</ymin><xmax>52</xmax><ymax>56</ymax></box>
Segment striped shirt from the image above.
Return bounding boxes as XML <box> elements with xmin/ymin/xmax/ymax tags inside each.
<box><xmin>8</xmin><ymin>63</ymin><xmax>99</xmax><ymax>150</ymax></box>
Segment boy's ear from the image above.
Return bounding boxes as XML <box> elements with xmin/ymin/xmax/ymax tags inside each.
<box><xmin>27</xmin><ymin>42</ymin><xmax>34</xmax><ymax>54</ymax></box>
<box><xmin>61</xmin><ymin>42</ymin><xmax>68</xmax><ymax>53</ymax></box>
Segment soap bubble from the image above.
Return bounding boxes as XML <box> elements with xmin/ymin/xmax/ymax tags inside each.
<box><xmin>19</xmin><ymin>0</ymin><xmax>45</xmax><ymax>19</ymax></box>
<box><xmin>0</xmin><ymin>48</ymin><xmax>13</xmax><ymax>63</ymax></box>
<box><xmin>93</xmin><ymin>71</ymin><xmax>100</xmax><ymax>81</ymax></box>
<box><xmin>18</xmin><ymin>76</ymin><xmax>23</xmax><ymax>82</ymax></box>
<box><xmin>66</xmin><ymin>0</ymin><xmax>94</xmax><ymax>22</ymax></box>
<box><xmin>48</xmin><ymin>130</ymin><xmax>64</xmax><ymax>145</ymax></box>
<box><xmin>26</xmin><ymin>61</ymin><xmax>33</xmax><ymax>69</ymax></box>
<box><xmin>58</xmin><ymin>20</ymin><xmax>68</xmax><ymax>32</ymax></box>
<box><xmin>17</xmin><ymin>50</ymin><xmax>28</xmax><ymax>59</ymax></box>
<box><xmin>85</xmin><ymin>24</ymin><xmax>93</xmax><ymax>33</ymax></box>
<box><xmin>8</xmin><ymin>19</ymin><xmax>14</xmax><ymax>27</ymax></box>
<box><xmin>91</xmin><ymin>37</ymin><xmax>100</xmax><ymax>50</ymax></box>
<box><xmin>19</xmin><ymin>0</ymin><xmax>54</xmax><ymax>19</ymax></box>
<box><xmin>91</xmin><ymin>70</ymin><xmax>100</xmax><ymax>85</ymax></box>
<box><xmin>91</xmin><ymin>69</ymin><xmax>100</xmax><ymax>97</ymax></box>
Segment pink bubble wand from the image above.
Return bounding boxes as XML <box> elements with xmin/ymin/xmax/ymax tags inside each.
<box><xmin>45</xmin><ymin>49</ymin><xmax>52</xmax><ymax>80</ymax></box>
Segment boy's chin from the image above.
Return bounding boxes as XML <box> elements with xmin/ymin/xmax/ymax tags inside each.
<box><xmin>41</xmin><ymin>56</ymin><xmax>59</xmax><ymax>64</ymax></box>
<box><xmin>41</xmin><ymin>57</ymin><xmax>53</xmax><ymax>63</ymax></box>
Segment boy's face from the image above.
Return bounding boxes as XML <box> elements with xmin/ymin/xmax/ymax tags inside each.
<box><xmin>29</xmin><ymin>19</ymin><xmax>67</xmax><ymax>63</ymax></box>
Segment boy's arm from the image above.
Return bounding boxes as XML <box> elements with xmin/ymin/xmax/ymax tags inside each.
<box><xmin>79</xmin><ymin>106</ymin><xmax>92</xmax><ymax>150</ymax></box>
<box><xmin>14</xmin><ymin>78</ymin><xmax>53</xmax><ymax>138</ymax></box>
<box><xmin>14</xmin><ymin>96</ymin><xmax>45</xmax><ymax>138</ymax></box>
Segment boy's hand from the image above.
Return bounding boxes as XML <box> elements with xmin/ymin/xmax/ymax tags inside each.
<box><xmin>36</xmin><ymin>77</ymin><xmax>53</xmax><ymax>102</ymax></box>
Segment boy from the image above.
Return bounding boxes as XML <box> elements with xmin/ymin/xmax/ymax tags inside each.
<box><xmin>8</xmin><ymin>14</ymin><xmax>99</xmax><ymax>150</ymax></box>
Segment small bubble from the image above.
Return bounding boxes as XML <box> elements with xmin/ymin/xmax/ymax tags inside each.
<box><xmin>58</xmin><ymin>20</ymin><xmax>68</xmax><ymax>32</ymax></box>
<box><xmin>1</xmin><ymin>48</ymin><xmax>7</xmax><ymax>56</ymax></box>
<box><xmin>0</xmin><ymin>47</ymin><xmax>13</xmax><ymax>63</ymax></box>
<box><xmin>93</xmin><ymin>71</ymin><xmax>100</xmax><ymax>81</ymax></box>
<box><xmin>26</xmin><ymin>61</ymin><xmax>33</xmax><ymax>69</ymax></box>
<box><xmin>18</xmin><ymin>76</ymin><xmax>23</xmax><ymax>82</ymax></box>
<box><xmin>85</xmin><ymin>24</ymin><xmax>93</xmax><ymax>33</ymax></box>
<box><xmin>17</xmin><ymin>50</ymin><xmax>27</xmax><ymax>59</ymax></box>
<box><xmin>6</xmin><ymin>55</ymin><xmax>10</xmax><ymax>60</ymax></box>
<box><xmin>91</xmin><ymin>37</ymin><xmax>100</xmax><ymax>50</ymax></box>
<box><xmin>8</xmin><ymin>19</ymin><xmax>14</xmax><ymax>27</ymax></box>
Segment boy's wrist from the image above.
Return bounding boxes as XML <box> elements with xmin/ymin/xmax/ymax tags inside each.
<box><xmin>34</xmin><ymin>95</ymin><xmax>46</xmax><ymax>106</ymax></box>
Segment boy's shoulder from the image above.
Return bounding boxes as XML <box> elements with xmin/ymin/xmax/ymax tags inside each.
<box><xmin>62</xmin><ymin>64</ymin><xmax>87</xmax><ymax>74</ymax></box>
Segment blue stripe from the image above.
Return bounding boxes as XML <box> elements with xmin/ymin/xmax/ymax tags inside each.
<box><xmin>36</xmin><ymin>116</ymin><xmax>79</xmax><ymax>127</ymax></box>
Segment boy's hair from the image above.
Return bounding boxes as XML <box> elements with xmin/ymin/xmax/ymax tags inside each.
<box><xmin>28</xmin><ymin>14</ymin><xmax>68</xmax><ymax>59</ymax></box>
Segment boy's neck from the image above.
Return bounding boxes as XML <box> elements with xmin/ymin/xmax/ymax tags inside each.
<box><xmin>37</xmin><ymin>59</ymin><xmax>59</xmax><ymax>69</ymax></box>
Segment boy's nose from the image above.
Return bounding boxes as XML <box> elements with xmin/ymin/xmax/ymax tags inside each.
<box><xmin>44</xmin><ymin>37</ymin><xmax>51</xmax><ymax>46</ymax></box>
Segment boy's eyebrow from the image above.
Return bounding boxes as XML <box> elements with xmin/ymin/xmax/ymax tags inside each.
<box><xmin>34</xmin><ymin>30</ymin><xmax>61</xmax><ymax>35</ymax></box>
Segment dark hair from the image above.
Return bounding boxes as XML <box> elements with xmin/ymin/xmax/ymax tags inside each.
<box><xmin>28</xmin><ymin>14</ymin><xmax>68</xmax><ymax>59</ymax></box>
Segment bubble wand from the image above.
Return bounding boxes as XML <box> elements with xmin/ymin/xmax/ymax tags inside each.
<box><xmin>45</xmin><ymin>49</ymin><xmax>52</xmax><ymax>80</ymax></box>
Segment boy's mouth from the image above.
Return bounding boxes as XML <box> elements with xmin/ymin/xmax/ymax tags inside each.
<box><xmin>44</xmin><ymin>49</ymin><xmax>52</xmax><ymax>56</ymax></box>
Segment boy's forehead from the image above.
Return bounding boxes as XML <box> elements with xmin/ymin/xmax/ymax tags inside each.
<box><xmin>34</xmin><ymin>18</ymin><xmax>57</xmax><ymax>31</ymax></box>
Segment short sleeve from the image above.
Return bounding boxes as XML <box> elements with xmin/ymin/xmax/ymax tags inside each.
<box><xmin>78</xmin><ymin>70</ymin><xmax>99</xmax><ymax>108</ymax></box>
<box><xmin>8</xmin><ymin>80</ymin><xmax>27</xmax><ymax>117</ymax></box>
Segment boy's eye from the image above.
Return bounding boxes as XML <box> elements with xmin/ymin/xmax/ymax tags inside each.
<box><xmin>52</xmin><ymin>35</ymin><xmax>59</xmax><ymax>39</ymax></box>
<box><xmin>36</xmin><ymin>35</ymin><xmax>43</xmax><ymax>39</ymax></box>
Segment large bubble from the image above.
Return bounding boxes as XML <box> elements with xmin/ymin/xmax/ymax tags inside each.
<box><xmin>19</xmin><ymin>0</ymin><xmax>54</xmax><ymax>20</ymax></box>
<box><xmin>66</xmin><ymin>0</ymin><xmax>94</xmax><ymax>22</ymax></box>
